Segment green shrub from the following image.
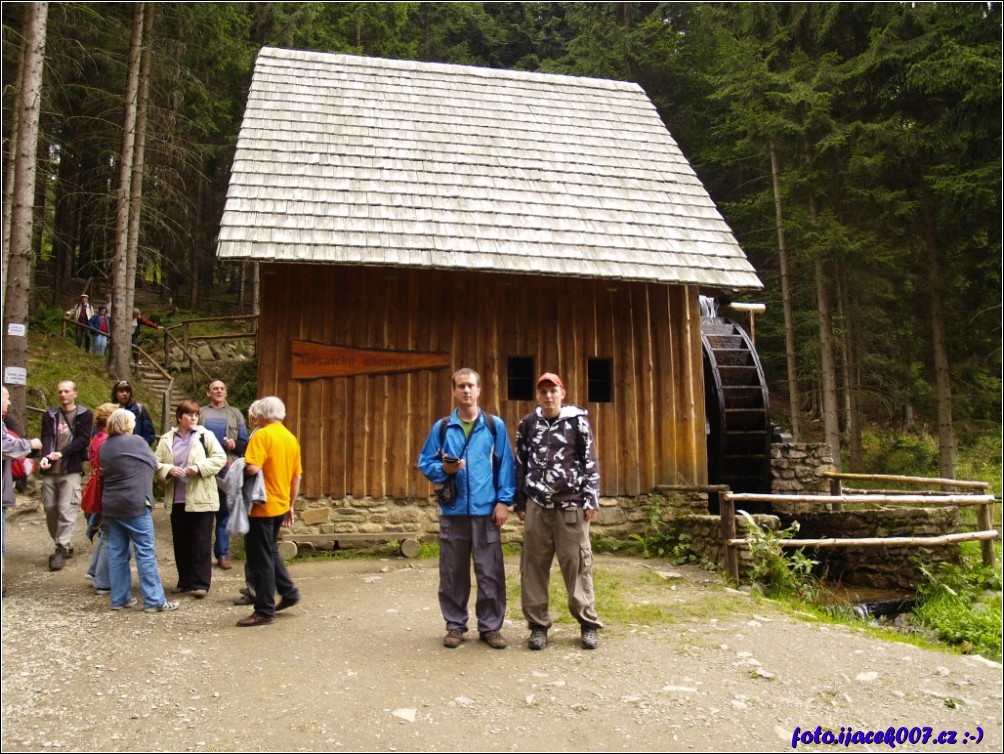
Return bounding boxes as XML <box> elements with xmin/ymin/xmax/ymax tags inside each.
<box><xmin>739</xmin><ymin>511</ymin><xmax>820</xmax><ymax>601</ymax></box>
<box><xmin>225</xmin><ymin>357</ymin><xmax>258</xmax><ymax>410</ymax></box>
<box><xmin>913</xmin><ymin>561</ymin><xmax>1002</xmax><ymax>662</ymax></box>
<box><xmin>956</xmin><ymin>433</ymin><xmax>1003</xmax><ymax>494</ymax></box>
<box><xmin>856</xmin><ymin>429</ymin><xmax>940</xmax><ymax>477</ymax></box>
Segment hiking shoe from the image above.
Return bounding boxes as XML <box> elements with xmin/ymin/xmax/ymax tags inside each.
<box><xmin>111</xmin><ymin>597</ymin><xmax>138</xmax><ymax>610</ymax></box>
<box><xmin>233</xmin><ymin>594</ymin><xmax>254</xmax><ymax>606</ymax></box>
<box><xmin>144</xmin><ymin>601</ymin><xmax>180</xmax><ymax>613</ymax></box>
<box><xmin>580</xmin><ymin>626</ymin><xmax>599</xmax><ymax>650</ymax></box>
<box><xmin>479</xmin><ymin>630</ymin><xmax>507</xmax><ymax>650</ymax></box>
<box><xmin>48</xmin><ymin>546</ymin><xmax>67</xmax><ymax>572</ymax></box>
<box><xmin>528</xmin><ymin>627</ymin><xmax>548</xmax><ymax>651</ymax></box>
<box><xmin>443</xmin><ymin>629</ymin><xmax>464</xmax><ymax>649</ymax></box>
<box><xmin>95</xmin><ymin>588</ymin><xmax>111</xmax><ymax>596</ymax></box>
<box><xmin>192</xmin><ymin>589</ymin><xmax>208</xmax><ymax>599</ymax></box>
<box><xmin>217</xmin><ymin>556</ymin><xmax>233</xmax><ymax>570</ymax></box>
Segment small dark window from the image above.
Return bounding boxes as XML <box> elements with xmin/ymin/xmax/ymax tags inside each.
<box><xmin>588</xmin><ymin>358</ymin><xmax>613</xmax><ymax>403</ymax></box>
<box><xmin>508</xmin><ymin>357</ymin><xmax>535</xmax><ymax>401</ymax></box>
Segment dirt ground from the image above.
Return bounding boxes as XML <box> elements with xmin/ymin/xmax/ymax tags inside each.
<box><xmin>2</xmin><ymin>507</ymin><xmax>1002</xmax><ymax>753</ymax></box>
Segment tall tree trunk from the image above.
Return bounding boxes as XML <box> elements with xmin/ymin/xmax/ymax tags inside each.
<box><xmin>124</xmin><ymin>4</ymin><xmax>155</xmax><ymax>356</ymax></box>
<box><xmin>2</xmin><ymin>2</ymin><xmax>48</xmax><ymax>434</ymax></box>
<box><xmin>2</xmin><ymin>81</ymin><xmax>22</xmax><ymax>295</ymax></box>
<box><xmin>922</xmin><ymin>187</ymin><xmax>955</xmax><ymax>479</ymax></box>
<box><xmin>838</xmin><ymin>270</ymin><xmax>863</xmax><ymax>471</ymax></box>
<box><xmin>814</xmin><ymin>252</ymin><xmax>842</xmax><ymax>468</ymax></box>
<box><xmin>238</xmin><ymin>261</ymin><xmax>247</xmax><ymax>313</ymax></box>
<box><xmin>769</xmin><ymin>141</ymin><xmax>802</xmax><ymax>440</ymax></box>
<box><xmin>802</xmin><ymin>130</ymin><xmax>841</xmax><ymax>468</ymax></box>
<box><xmin>252</xmin><ymin>261</ymin><xmax>260</xmax><ymax>334</ymax></box>
<box><xmin>51</xmin><ymin>141</ymin><xmax>80</xmax><ymax>304</ymax></box>
<box><xmin>109</xmin><ymin>3</ymin><xmax>145</xmax><ymax>380</ymax></box>
<box><xmin>189</xmin><ymin>174</ymin><xmax>204</xmax><ymax>310</ymax></box>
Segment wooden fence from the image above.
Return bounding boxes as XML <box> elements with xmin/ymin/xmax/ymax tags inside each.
<box><xmin>720</xmin><ymin>472</ymin><xmax>998</xmax><ymax>582</ymax></box>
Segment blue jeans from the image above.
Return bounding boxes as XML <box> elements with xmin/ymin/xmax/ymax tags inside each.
<box><xmin>105</xmin><ymin>513</ymin><xmax>167</xmax><ymax>609</ymax></box>
<box><xmin>214</xmin><ymin>490</ymin><xmax>230</xmax><ymax>559</ymax></box>
<box><xmin>87</xmin><ymin>527</ymin><xmax>111</xmax><ymax>591</ymax></box>
<box><xmin>92</xmin><ymin>334</ymin><xmax>108</xmax><ymax>355</ymax></box>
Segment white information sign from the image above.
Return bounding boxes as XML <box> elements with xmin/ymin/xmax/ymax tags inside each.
<box><xmin>4</xmin><ymin>366</ymin><xmax>28</xmax><ymax>385</ymax></box>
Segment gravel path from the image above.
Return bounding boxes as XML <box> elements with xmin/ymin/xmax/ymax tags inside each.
<box><xmin>2</xmin><ymin>509</ymin><xmax>1001</xmax><ymax>752</ymax></box>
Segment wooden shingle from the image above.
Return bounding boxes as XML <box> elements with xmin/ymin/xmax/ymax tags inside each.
<box><xmin>218</xmin><ymin>47</ymin><xmax>762</xmax><ymax>291</ymax></box>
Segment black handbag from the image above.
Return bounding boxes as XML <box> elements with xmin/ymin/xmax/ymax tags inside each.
<box><xmin>435</xmin><ymin>417</ymin><xmax>476</xmax><ymax>506</ymax></box>
<box><xmin>435</xmin><ymin>475</ymin><xmax>458</xmax><ymax>505</ymax></box>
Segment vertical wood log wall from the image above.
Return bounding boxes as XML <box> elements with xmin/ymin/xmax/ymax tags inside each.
<box><xmin>258</xmin><ymin>263</ymin><xmax>707</xmax><ymax>500</ymax></box>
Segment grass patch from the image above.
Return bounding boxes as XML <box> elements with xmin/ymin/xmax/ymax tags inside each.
<box><xmin>913</xmin><ymin>559</ymin><xmax>1002</xmax><ymax>662</ymax></box>
<box><xmin>766</xmin><ymin>594</ymin><xmax>973</xmax><ymax>659</ymax></box>
<box><xmin>502</xmin><ymin>559</ymin><xmax>751</xmax><ymax>626</ymax></box>
<box><xmin>22</xmin><ymin>333</ymin><xmax>157</xmax><ymax>435</ymax></box>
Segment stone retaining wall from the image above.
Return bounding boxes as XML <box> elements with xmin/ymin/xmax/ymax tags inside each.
<box><xmin>288</xmin><ymin>489</ymin><xmax>708</xmax><ymax>549</ymax></box>
<box><xmin>793</xmin><ymin>507</ymin><xmax>963</xmax><ymax>589</ymax></box>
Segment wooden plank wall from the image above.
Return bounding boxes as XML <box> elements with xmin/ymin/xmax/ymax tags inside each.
<box><xmin>258</xmin><ymin>263</ymin><xmax>707</xmax><ymax>500</ymax></box>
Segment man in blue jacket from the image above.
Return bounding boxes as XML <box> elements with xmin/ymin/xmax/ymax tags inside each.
<box><xmin>418</xmin><ymin>368</ymin><xmax>516</xmax><ymax>650</ymax></box>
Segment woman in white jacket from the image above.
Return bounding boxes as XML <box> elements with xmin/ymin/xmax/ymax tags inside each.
<box><xmin>155</xmin><ymin>399</ymin><xmax>226</xmax><ymax>598</ymax></box>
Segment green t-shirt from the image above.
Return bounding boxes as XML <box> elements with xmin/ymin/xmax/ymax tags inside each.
<box><xmin>459</xmin><ymin>417</ymin><xmax>475</xmax><ymax>438</ymax></box>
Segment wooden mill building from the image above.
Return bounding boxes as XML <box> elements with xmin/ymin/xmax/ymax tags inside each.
<box><xmin>217</xmin><ymin>47</ymin><xmax>762</xmax><ymax>502</ymax></box>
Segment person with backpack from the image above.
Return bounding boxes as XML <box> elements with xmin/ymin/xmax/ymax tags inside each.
<box><xmin>39</xmin><ymin>381</ymin><xmax>93</xmax><ymax>571</ymax></box>
<box><xmin>154</xmin><ymin>400</ymin><xmax>226</xmax><ymax>599</ymax></box>
<box><xmin>514</xmin><ymin>372</ymin><xmax>603</xmax><ymax>651</ymax></box>
<box><xmin>111</xmin><ymin>380</ymin><xmax>157</xmax><ymax>446</ymax></box>
<box><xmin>417</xmin><ymin>367</ymin><xmax>516</xmax><ymax>650</ymax></box>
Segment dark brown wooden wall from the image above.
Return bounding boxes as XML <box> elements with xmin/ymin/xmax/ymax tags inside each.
<box><xmin>258</xmin><ymin>263</ymin><xmax>707</xmax><ymax>500</ymax></box>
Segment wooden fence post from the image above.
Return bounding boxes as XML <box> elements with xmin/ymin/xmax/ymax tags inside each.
<box><xmin>720</xmin><ymin>492</ymin><xmax>739</xmax><ymax>583</ymax></box>
<box><xmin>976</xmin><ymin>501</ymin><xmax>996</xmax><ymax>568</ymax></box>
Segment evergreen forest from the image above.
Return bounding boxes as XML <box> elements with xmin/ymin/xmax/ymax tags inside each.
<box><xmin>3</xmin><ymin>2</ymin><xmax>1001</xmax><ymax>477</ymax></box>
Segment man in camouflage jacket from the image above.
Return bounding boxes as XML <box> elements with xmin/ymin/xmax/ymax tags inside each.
<box><xmin>514</xmin><ymin>372</ymin><xmax>603</xmax><ymax>651</ymax></box>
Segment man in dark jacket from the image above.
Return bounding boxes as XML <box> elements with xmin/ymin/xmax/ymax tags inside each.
<box><xmin>515</xmin><ymin>372</ymin><xmax>603</xmax><ymax>651</ymax></box>
<box><xmin>40</xmin><ymin>381</ymin><xmax>93</xmax><ymax>571</ymax></box>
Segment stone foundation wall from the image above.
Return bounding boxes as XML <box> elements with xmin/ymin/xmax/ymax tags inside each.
<box><xmin>770</xmin><ymin>442</ymin><xmax>834</xmax><ymax>512</ymax></box>
<box><xmin>289</xmin><ymin>488</ymin><xmax>709</xmax><ymax>548</ymax></box>
<box><xmin>794</xmin><ymin>507</ymin><xmax>963</xmax><ymax>590</ymax></box>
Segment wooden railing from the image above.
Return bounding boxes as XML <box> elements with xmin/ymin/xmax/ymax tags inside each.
<box><xmin>720</xmin><ymin>477</ymin><xmax>999</xmax><ymax>582</ymax></box>
<box><xmin>133</xmin><ymin>343</ymin><xmax>175</xmax><ymax>434</ymax></box>
<box><xmin>163</xmin><ymin>314</ymin><xmax>258</xmax><ymax>351</ymax></box>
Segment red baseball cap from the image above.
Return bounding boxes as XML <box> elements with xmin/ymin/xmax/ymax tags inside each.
<box><xmin>536</xmin><ymin>372</ymin><xmax>564</xmax><ymax>389</ymax></box>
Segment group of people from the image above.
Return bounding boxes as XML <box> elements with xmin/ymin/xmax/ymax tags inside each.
<box><xmin>418</xmin><ymin>368</ymin><xmax>603</xmax><ymax>651</ymax></box>
<box><xmin>5</xmin><ymin>366</ymin><xmax>604</xmax><ymax>647</ymax></box>
<box><xmin>1</xmin><ymin>377</ymin><xmax>301</xmax><ymax>626</ymax></box>
<box><xmin>66</xmin><ymin>292</ymin><xmax>159</xmax><ymax>358</ymax></box>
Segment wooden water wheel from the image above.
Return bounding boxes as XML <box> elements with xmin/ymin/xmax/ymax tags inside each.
<box><xmin>702</xmin><ymin>313</ymin><xmax>772</xmax><ymax>507</ymax></box>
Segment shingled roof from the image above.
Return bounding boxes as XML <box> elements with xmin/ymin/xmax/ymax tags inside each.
<box><xmin>217</xmin><ymin>47</ymin><xmax>762</xmax><ymax>291</ymax></box>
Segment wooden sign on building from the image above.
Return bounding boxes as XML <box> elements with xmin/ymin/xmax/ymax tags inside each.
<box><xmin>218</xmin><ymin>48</ymin><xmax>762</xmax><ymax>501</ymax></box>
